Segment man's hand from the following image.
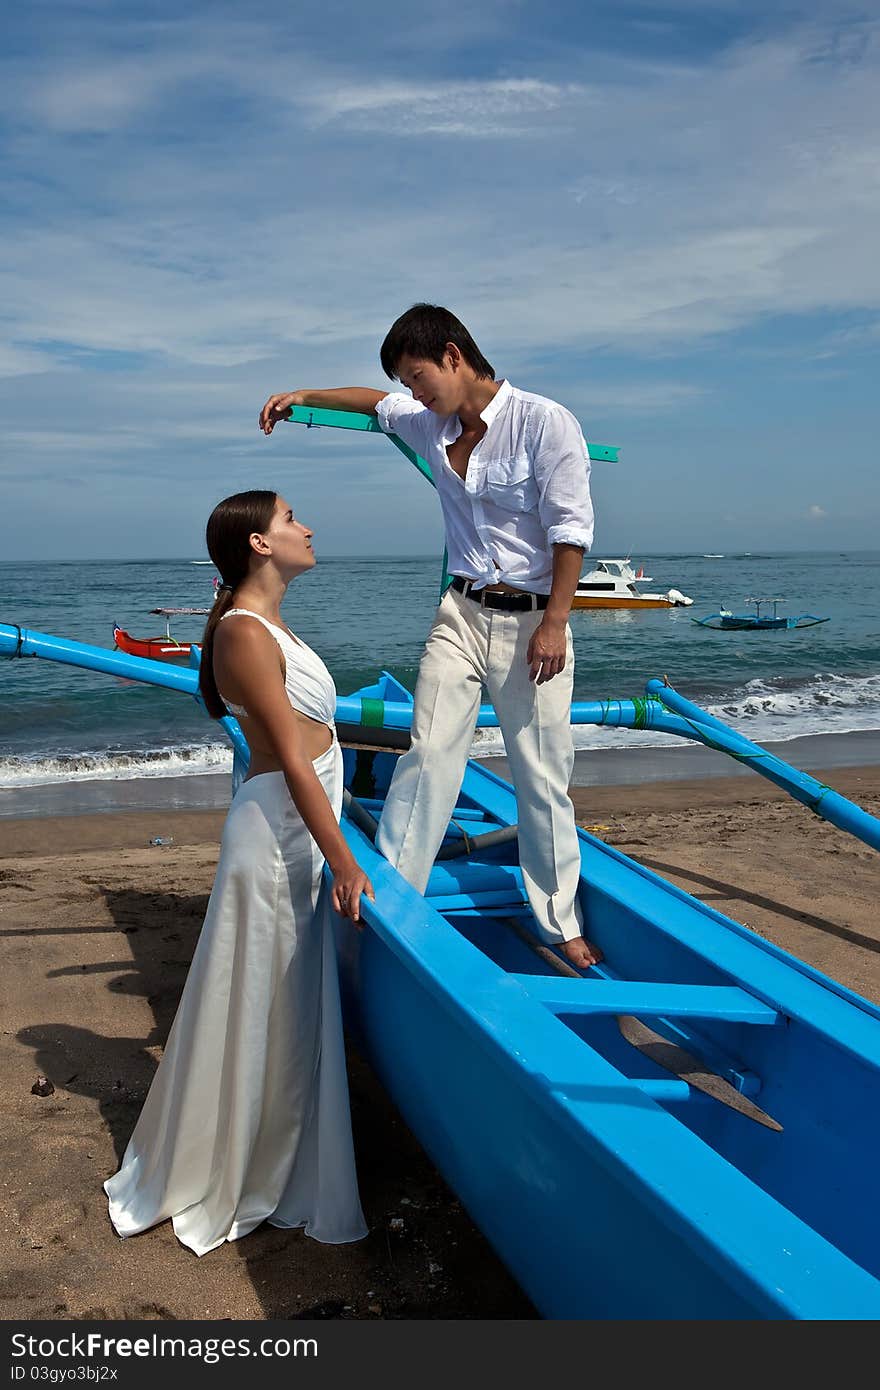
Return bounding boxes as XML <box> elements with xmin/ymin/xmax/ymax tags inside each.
<box><xmin>526</xmin><ymin>616</ymin><xmax>568</xmax><ymax>684</ymax></box>
<box><xmin>260</xmin><ymin>391</ymin><xmax>304</xmax><ymax>435</ymax></box>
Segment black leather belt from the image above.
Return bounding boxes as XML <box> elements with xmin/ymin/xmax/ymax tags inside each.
<box><xmin>450</xmin><ymin>575</ymin><xmax>549</xmax><ymax>612</ymax></box>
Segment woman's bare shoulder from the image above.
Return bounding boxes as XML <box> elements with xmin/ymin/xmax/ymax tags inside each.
<box><xmin>213</xmin><ymin>615</ymin><xmax>284</xmax><ymax>685</ymax></box>
<box><xmin>214</xmin><ymin>612</ymin><xmax>274</xmax><ymax>652</ymax></box>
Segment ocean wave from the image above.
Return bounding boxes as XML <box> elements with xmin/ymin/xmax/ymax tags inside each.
<box><xmin>0</xmin><ymin>743</ymin><xmax>232</xmax><ymax>789</ymax></box>
<box><xmin>706</xmin><ymin>671</ymin><xmax>880</xmax><ymax>736</ymax></box>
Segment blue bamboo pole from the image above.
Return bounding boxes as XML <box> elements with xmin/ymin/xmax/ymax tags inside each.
<box><xmin>1</xmin><ymin>622</ymin><xmax>198</xmax><ymax>691</ymax></box>
<box><xmin>0</xmin><ymin>622</ymin><xmax>249</xmax><ymax>765</ymax></box>
<box><xmin>9</xmin><ymin>622</ymin><xmax>876</xmax><ymax>852</ymax></box>
<box><xmin>2</xmin><ymin>623</ymin><xmax>688</xmax><ymax>739</ymax></box>
<box><xmin>336</xmin><ymin>689</ymin><xmax>697</xmax><ymax>735</ymax></box>
<box><xmin>646</xmin><ymin>677</ymin><xmax>880</xmax><ymax>853</ymax></box>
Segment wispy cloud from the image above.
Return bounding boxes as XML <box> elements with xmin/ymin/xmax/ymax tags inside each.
<box><xmin>0</xmin><ymin>344</ymin><xmax>60</xmax><ymax>378</ymax></box>
<box><xmin>1</xmin><ymin>4</ymin><xmax>878</xmax><ymax>555</ymax></box>
<box><xmin>297</xmin><ymin>76</ymin><xmax>586</xmax><ymax>136</ymax></box>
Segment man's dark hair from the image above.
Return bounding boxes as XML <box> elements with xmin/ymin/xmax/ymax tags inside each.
<box><xmin>380</xmin><ymin>304</ymin><xmax>495</xmax><ymax>381</ymax></box>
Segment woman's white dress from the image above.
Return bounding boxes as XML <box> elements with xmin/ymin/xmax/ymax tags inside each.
<box><xmin>104</xmin><ymin>613</ymin><xmax>367</xmax><ymax>1256</ymax></box>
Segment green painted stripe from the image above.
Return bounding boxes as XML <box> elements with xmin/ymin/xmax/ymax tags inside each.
<box><xmin>359</xmin><ymin>697</ymin><xmax>385</xmax><ymax>728</ymax></box>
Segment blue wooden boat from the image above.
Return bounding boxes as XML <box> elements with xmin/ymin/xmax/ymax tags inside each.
<box><xmin>333</xmin><ymin>673</ymin><xmax>880</xmax><ymax>1320</ymax></box>
<box><xmin>693</xmin><ymin>597</ymin><xmax>829</xmax><ymax>630</ymax></box>
<box><xmin>2</xmin><ymin>621</ymin><xmax>880</xmax><ymax>1316</ymax></box>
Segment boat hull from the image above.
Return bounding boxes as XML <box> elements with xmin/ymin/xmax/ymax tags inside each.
<box><xmin>113</xmin><ymin>627</ymin><xmax>200</xmax><ymax>661</ymax></box>
<box><xmin>693</xmin><ymin>615</ymin><xmax>830</xmax><ymax>631</ymax></box>
<box><xmin>571</xmin><ymin>595</ymin><xmax>677</xmax><ymax>610</ymax></box>
<box><xmin>332</xmin><ymin>694</ymin><xmax>880</xmax><ymax>1318</ymax></box>
<box><xmin>573</xmin><ymin>560</ymin><xmax>691</xmax><ymax>609</ymax></box>
<box><xmin>341</xmin><ymin>914</ymin><xmax>770</xmax><ymax>1318</ymax></box>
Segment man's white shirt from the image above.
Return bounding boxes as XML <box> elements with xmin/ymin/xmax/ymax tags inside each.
<box><xmin>376</xmin><ymin>379</ymin><xmax>594</xmax><ymax>595</ymax></box>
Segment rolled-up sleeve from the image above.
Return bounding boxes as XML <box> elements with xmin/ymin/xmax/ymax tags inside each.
<box><xmin>375</xmin><ymin>393</ymin><xmax>435</xmax><ymax>459</ymax></box>
<box><xmin>531</xmin><ymin>406</ymin><xmax>594</xmax><ymax>552</ymax></box>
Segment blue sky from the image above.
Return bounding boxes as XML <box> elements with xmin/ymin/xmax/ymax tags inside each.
<box><xmin>1</xmin><ymin>0</ymin><xmax>878</xmax><ymax>561</ymax></box>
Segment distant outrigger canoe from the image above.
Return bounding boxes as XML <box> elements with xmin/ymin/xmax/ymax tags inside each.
<box><xmin>693</xmin><ymin>598</ymin><xmax>830</xmax><ymax>631</ymax></box>
<box><xmin>113</xmin><ymin>606</ymin><xmax>210</xmax><ymax>662</ymax></box>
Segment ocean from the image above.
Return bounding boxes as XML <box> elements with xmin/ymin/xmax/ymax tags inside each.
<box><xmin>2</xmin><ymin>551</ymin><xmax>879</xmax><ymax>815</ymax></box>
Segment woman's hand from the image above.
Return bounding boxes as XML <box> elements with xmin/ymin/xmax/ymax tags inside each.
<box><xmin>330</xmin><ymin>860</ymin><xmax>375</xmax><ymax>927</ymax></box>
<box><xmin>259</xmin><ymin>391</ymin><xmax>304</xmax><ymax>435</ymax></box>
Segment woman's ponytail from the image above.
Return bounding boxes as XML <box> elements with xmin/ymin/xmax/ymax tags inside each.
<box><xmin>197</xmin><ymin>490</ymin><xmax>277</xmax><ymax>719</ymax></box>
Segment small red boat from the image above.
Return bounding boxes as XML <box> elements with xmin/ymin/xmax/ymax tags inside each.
<box><xmin>113</xmin><ymin>607</ymin><xmax>209</xmax><ymax>662</ymax></box>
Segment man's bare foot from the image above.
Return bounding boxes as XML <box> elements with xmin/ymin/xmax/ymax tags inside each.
<box><xmin>561</xmin><ymin>937</ymin><xmax>603</xmax><ymax>970</ymax></box>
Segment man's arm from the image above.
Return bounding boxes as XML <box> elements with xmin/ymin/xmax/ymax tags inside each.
<box><xmin>524</xmin><ymin>404</ymin><xmax>593</xmax><ymax>683</ymax></box>
<box><xmin>259</xmin><ymin>387</ymin><xmax>388</xmax><ymax>435</ymax></box>
<box><xmin>526</xmin><ymin>543</ymin><xmax>584</xmax><ymax>684</ymax></box>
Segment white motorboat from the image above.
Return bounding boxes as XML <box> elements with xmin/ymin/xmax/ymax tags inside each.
<box><xmin>572</xmin><ymin>559</ymin><xmax>692</xmax><ymax>610</ymax></box>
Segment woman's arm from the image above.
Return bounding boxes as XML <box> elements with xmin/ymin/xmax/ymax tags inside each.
<box><xmin>215</xmin><ymin>620</ymin><xmax>374</xmax><ymax>922</ymax></box>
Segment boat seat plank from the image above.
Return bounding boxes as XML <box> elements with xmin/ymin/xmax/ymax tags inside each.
<box><xmin>512</xmin><ymin>977</ymin><xmax>780</xmax><ymax>1025</ymax></box>
<box><xmin>431</xmin><ymin>889</ymin><xmax>530</xmax><ymax>913</ymax></box>
<box><xmin>426</xmin><ymin>862</ymin><xmax>524</xmax><ymax>896</ymax></box>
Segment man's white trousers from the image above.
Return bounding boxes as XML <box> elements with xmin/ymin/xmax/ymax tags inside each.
<box><xmin>376</xmin><ymin>586</ymin><xmax>585</xmax><ymax>944</ymax></box>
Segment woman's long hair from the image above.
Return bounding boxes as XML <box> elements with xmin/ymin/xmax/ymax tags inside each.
<box><xmin>199</xmin><ymin>489</ymin><xmax>277</xmax><ymax>718</ymax></box>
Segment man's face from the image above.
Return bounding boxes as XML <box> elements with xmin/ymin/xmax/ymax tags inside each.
<box><xmin>395</xmin><ymin>351</ymin><xmax>460</xmax><ymax>416</ymax></box>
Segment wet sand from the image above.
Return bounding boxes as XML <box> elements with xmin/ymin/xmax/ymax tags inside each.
<box><xmin>1</xmin><ymin>763</ymin><xmax>879</xmax><ymax>1320</ymax></box>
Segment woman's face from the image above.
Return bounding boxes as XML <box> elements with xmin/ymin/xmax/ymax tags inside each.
<box><xmin>261</xmin><ymin>495</ymin><xmax>316</xmax><ymax>576</ymax></box>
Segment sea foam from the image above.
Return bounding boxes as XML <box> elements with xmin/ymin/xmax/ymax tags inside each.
<box><xmin>0</xmin><ymin>743</ymin><xmax>232</xmax><ymax>789</ymax></box>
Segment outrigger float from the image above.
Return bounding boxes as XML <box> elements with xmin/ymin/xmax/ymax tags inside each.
<box><xmin>3</xmin><ymin>410</ymin><xmax>879</xmax><ymax>1319</ymax></box>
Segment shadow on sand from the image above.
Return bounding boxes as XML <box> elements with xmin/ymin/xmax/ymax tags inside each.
<box><xmin>17</xmin><ymin>881</ymin><xmax>535</xmax><ymax>1319</ymax></box>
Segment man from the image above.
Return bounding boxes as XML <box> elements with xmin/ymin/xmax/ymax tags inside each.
<box><xmin>259</xmin><ymin>303</ymin><xmax>601</xmax><ymax>970</ymax></box>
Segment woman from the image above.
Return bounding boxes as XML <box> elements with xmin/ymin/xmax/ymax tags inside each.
<box><xmin>105</xmin><ymin>489</ymin><xmax>371</xmax><ymax>1256</ymax></box>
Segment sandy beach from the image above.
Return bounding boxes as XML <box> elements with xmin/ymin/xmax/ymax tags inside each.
<box><xmin>2</xmin><ymin>762</ymin><xmax>879</xmax><ymax>1321</ymax></box>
